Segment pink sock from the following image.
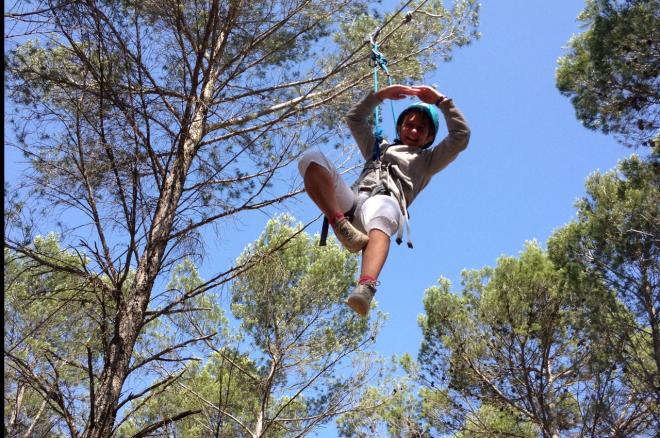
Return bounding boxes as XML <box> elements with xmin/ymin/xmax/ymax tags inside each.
<box><xmin>328</xmin><ymin>212</ymin><xmax>344</xmax><ymax>227</ymax></box>
<box><xmin>359</xmin><ymin>275</ymin><xmax>377</xmax><ymax>285</ymax></box>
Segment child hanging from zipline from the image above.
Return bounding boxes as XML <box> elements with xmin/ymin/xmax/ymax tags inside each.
<box><xmin>298</xmin><ymin>84</ymin><xmax>470</xmax><ymax>316</ymax></box>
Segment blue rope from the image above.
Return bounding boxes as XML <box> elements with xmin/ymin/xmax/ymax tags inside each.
<box><xmin>370</xmin><ymin>42</ymin><xmax>397</xmax><ymax>161</ymax></box>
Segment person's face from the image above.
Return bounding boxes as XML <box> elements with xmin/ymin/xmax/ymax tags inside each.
<box><xmin>399</xmin><ymin>111</ymin><xmax>434</xmax><ymax>148</ymax></box>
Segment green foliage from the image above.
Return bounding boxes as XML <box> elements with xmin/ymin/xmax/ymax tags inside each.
<box><xmin>4</xmin><ymin>235</ymin><xmax>107</xmax><ymax>435</ymax></box>
<box><xmin>417</xmin><ymin>243</ymin><xmax>592</xmax><ymax>437</ymax></box>
<box><xmin>336</xmin><ymin>358</ymin><xmax>429</xmax><ymax>438</ymax></box>
<box><xmin>556</xmin><ymin>0</ymin><xmax>659</xmax><ymax>148</ymax></box>
<box><xmin>4</xmin><ymin>235</ymin><xmax>230</xmax><ymax>436</ymax></box>
<box><xmin>456</xmin><ymin>404</ymin><xmax>537</xmax><ymax>438</ymax></box>
<box><xmin>232</xmin><ymin>215</ymin><xmax>364</xmax><ymax>350</ymax></box>
<box><xmin>411</xmin><ymin>154</ymin><xmax>659</xmax><ymax>437</ymax></box>
<box><xmin>116</xmin><ymin>215</ymin><xmax>384</xmax><ymax>436</ymax></box>
<box><xmin>5</xmin><ymin>1</ymin><xmax>481</xmax><ymax>434</ymax></box>
<box><xmin>548</xmin><ymin>154</ymin><xmax>660</xmax><ymax>435</ymax></box>
<box><xmin>116</xmin><ymin>350</ymin><xmax>265</xmax><ymax>438</ymax></box>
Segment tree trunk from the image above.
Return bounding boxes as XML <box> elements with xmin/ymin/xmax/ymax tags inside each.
<box><xmin>641</xmin><ymin>263</ymin><xmax>660</xmax><ymax>381</ymax></box>
<box><xmin>84</xmin><ymin>72</ymin><xmax>217</xmax><ymax>436</ymax></box>
<box><xmin>86</xmin><ymin>158</ymin><xmax>191</xmax><ymax>437</ymax></box>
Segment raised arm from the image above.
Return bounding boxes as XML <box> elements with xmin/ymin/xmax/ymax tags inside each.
<box><xmin>345</xmin><ymin>85</ymin><xmax>419</xmax><ymax>160</ymax></box>
<box><xmin>411</xmin><ymin>85</ymin><xmax>470</xmax><ymax>174</ymax></box>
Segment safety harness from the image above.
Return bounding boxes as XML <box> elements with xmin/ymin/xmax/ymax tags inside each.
<box><xmin>319</xmin><ymin>25</ymin><xmax>414</xmax><ymax>248</ymax></box>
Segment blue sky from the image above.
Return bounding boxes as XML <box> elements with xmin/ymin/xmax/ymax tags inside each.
<box><xmin>4</xmin><ymin>0</ymin><xmax>635</xmax><ymax>435</ymax></box>
<box><xmin>208</xmin><ymin>2</ymin><xmax>633</xmax><ymax>435</ymax></box>
<box><xmin>311</xmin><ymin>0</ymin><xmax>631</xmax><ymax>434</ymax></box>
<box><xmin>341</xmin><ymin>0</ymin><xmax>631</xmax><ymax>359</ymax></box>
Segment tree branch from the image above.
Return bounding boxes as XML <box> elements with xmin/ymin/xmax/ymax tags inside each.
<box><xmin>128</xmin><ymin>333</ymin><xmax>216</xmax><ymax>374</ymax></box>
<box><xmin>129</xmin><ymin>409</ymin><xmax>202</xmax><ymax>438</ymax></box>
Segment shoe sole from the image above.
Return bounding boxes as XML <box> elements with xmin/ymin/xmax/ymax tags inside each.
<box><xmin>343</xmin><ymin>240</ymin><xmax>368</xmax><ymax>253</ymax></box>
<box><xmin>335</xmin><ymin>221</ymin><xmax>369</xmax><ymax>253</ymax></box>
<box><xmin>347</xmin><ymin>296</ymin><xmax>369</xmax><ymax>317</ymax></box>
<box><xmin>336</xmin><ymin>234</ymin><xmax>368</xmax><ymax>253</ymax></box>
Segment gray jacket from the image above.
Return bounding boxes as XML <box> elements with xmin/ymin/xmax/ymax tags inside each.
<box><xmin>345</xmin><ymin>91</ymin><xmax>471</xmax><ymax>245</ymax></box>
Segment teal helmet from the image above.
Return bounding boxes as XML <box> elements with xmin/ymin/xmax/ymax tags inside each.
<box><xmin>395</xmin><ymin>103</ymin><xmax>440</xmax><ymax>148</ymax></box>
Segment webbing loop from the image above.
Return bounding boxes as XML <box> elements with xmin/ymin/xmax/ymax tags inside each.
<box><xmin>369</xmin><ymin>39</ymin><xmax>397</xmax><ymax>162</ymax></box>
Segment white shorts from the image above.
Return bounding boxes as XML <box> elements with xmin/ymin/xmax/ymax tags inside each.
<box><xmin>298</xmin><ymin>150</ymin><xmax>402</xmax><ymax>237</ymax></box>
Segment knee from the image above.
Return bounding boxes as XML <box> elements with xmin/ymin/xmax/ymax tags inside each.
<box><xmin>362</xmin><ymin>196</ymin><xmax>401</xmax><ymax>237</ymax></box>
<box><xmin>366</xmin><ymin>217</ymin><xmax>399</xmax><ymax>237</ymax></box>
<box><xmin>298</xmin><ymin>150</ymin><xmax>326</xmax><ymax>178</ymax></box>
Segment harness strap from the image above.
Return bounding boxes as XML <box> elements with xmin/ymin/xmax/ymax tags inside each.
<box><xmin>319</xmin><ymin>217</ymin><xmax>330</xmax><ymax>246</ymax></box>
<box><xmin>393</xmin><ymin>178</ymin><xmax>413</xmax><ymax>248</ymax></box>
<box><xmin>319</xmin><ymin>29</ymin><xmax>410</xmax><ymax>248</ymax></box>
<box><xmin>369</xmin><ymin>41</ymin><xmax>397</xmax><ymax>162</ymax></box>
<box><xmin>369</xmin><ymin>160</ymin><xmax>414</xmax><ymax>249</ymax></box>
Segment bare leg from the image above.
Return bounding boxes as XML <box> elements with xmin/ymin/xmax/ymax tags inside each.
<box><xmin>347</xmin><ymin>228</ymin><xmax>390</xmax><ymax>316</ymax></box>
<box><xmin>303</xmin><ymin>162</ymin><xmax>341</xmax><ymax>216</ymax></box>
<box><xmin>360</xmin><ymin>229</ymin><xmax>390</xmax><ymax>280</ymax></box>
<box><xmin>303</xmin><ymin>161</ymin><xmax>369</xmax><ymax>253</ymax></box>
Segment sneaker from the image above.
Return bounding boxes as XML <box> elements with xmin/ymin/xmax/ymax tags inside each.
<box><xmin>347</xmin><ymin>282</ymin><xmax>377</xmax><ymax>317</ymax></box>
<box><xmin>333</xmin><ymin>217</ymin><xmax>369</xmax><ymax>253</ymax></box>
